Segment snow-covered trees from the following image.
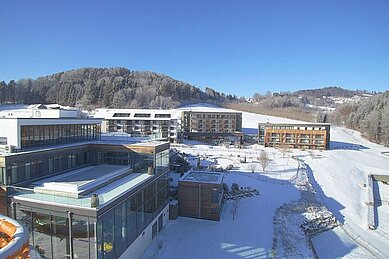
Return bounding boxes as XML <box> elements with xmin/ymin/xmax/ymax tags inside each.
<box><xmin>331</xmin><ymin>91</ymin><xmax>389</xmax><ymax>146</ymax></box>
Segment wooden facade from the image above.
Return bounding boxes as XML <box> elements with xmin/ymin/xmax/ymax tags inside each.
<box><xmin>178</xmin><ymin>172</ymin><xmax>224</xmax><ymax>221</ymax></box>
<box><xmin>258</xmin><ymin>123</ymin><xmax>330</xmax><ymax>150</ymax></box>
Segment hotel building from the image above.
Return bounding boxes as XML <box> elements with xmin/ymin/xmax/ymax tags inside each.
<box><xmin>0</xmin><ymin>105</ymin><xmax>170</xmax><ymax>259</ymax></box>
<box><xmin>258</xmin><ymin>122</ymin><xmax>330</xmax><ymax>150</ymax></box>
<box><xmin>181</xmin><ymin>111</ymin><xmax>243</xmax><ymax>146</ymax></box>
<box><xmin>94</xmin><ymin>109</ymin><xmax>180</xmax><ymax>143</ymax></box>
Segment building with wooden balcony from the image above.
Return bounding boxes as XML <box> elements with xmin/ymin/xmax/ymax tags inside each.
<box><xmin>258</xmin><ymin>122</ymin><xmax>330</xmax><ymax>150</ymax></box>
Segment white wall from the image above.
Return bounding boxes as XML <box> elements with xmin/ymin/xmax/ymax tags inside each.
<box><xmin>120</xmin><ymin>204</ymin><xmax>169</xmax><ymax>259</ymax></box>
<box><xmin>0</xmin><ymin>119</ymin><xmax>19</xmax><ymax>148</ymax></box>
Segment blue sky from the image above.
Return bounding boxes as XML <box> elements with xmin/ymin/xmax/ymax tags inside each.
<box><xmin>0</xmin><ymin>0</ymin><xmax>388</xmax><ymax>97</ymax></box>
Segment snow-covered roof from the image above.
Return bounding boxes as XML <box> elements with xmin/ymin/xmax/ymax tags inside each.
<box><xmin>180</xmin><ymin>171</ymin><xmax>224</xmax><ymax>184</ymax></box>
<box><xmin>93</xmin><ymin>108</ymin><xmax>180</xmax><ymax>120</ymax></box>
<box><xmin>0</xmin><ymin>103</ymin><xmax>81</xmax><ymax>118</ymax></box>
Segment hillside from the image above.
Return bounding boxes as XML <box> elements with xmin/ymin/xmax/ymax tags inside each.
<box><xmin>331</xmin><ymin>90</ymin><xmax>389</xmax><ymax>146</ymax></box>
<box><xmin>0</xmin><ymin>67</ymin><xmax>234</xmax><ymax>109</ymax></box>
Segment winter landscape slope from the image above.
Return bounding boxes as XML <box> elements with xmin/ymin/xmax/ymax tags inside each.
<box><xmin>144</xmin><ymin>104</ymin><xmax>389</xmax><ymax>258</ymax></box>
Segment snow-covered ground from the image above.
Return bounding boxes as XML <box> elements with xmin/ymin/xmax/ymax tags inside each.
<box><xmin>144</xmin><ymin>104</ymin><xmax>389</xmax><ymax>258</ymax></box>
<box><xmin>144</xmin><ymin>171</ymin><xmax>300</xmax><ymax>259</ymax></box>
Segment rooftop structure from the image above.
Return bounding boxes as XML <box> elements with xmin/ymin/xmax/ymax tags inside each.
<box><xmin>0</xmin><ymin>104</ymin><xmax>100</xmax><ymax>152</ymax></box>
<box><xmin>180</xmin><ymin>171</ymin><xmax>224</xmax><ymax>184</ymax></box>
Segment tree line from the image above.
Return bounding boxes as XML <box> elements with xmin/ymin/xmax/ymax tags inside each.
<box><xmin>330</xmin><ymin>91</ymin><xmax>389</xmax><ymax>146</ymax></box>
<box><xmin>0</xmin><ymin>67</ymin><xmax>236</xmax><ymax>109</ymax></box>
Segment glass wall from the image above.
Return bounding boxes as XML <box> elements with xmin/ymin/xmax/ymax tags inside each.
<box><xmin>97</xmin><ymin>151</ymin><xmax>154</xmax><ymax>174</ymax></box>
<box><xmin>155</xmin><ymin>149</ymin><xmax>169</xmax><ymax>174</ymax></box>
<box><xmin>97</xmin><ymin>151</ymin><xmax>132</xmax><ymax>166</ymax></box>
<box><xmin>0</xmin><ymin>167</ymin><xmax>5</xmax><ymax>185</ymax></box>
<box><xmin>5</xmin><ymin>150</ymin><xmax>90</xmax><ymax>185</ymax></box>
<box><xmin>21</xmin><ymin>124</ymin><xmax>101</xmax><ymax>149</ymax></box>
<box><xmin>97</xmin><ymin>171</ymin><xmax>169</xmax><ymax>259</ymax></box>
<box><xmin>16</xmin><ymin>206</ymin><xmax>97</xmax><ymax>259</ymax></box>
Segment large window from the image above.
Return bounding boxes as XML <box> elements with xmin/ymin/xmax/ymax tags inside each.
<box><xmin>155</xmin><ymin>149</ymin><xmax>169</xmax><ymax>174</ymax></box>
<box><xmin>16</xmin><ymin>206</ymin><xmax>96</xmax><ymax>259</ymax></box>
<box><xmin>20</xmin><ymin>124</ymin><xmax>101</xmax><ymax>149</ymax></box>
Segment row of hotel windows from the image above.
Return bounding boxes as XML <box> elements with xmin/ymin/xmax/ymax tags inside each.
<box><xmin>21</xmin><ymin>124</ymin><xmax>101</xmax><ymax>149</ymax></box>
<box><xmin>112</xmin><ymin>113</ymin><xmax>171</xmax><ymax>118</ymax></box>
<box><xmin>194</xmin><ymin>119</ymin><xmax>236</xmax><ymax>124</ymax></box>
<box><xmin>114</xmin><ymin>125</ymin><xmax>171</xmax><ymax>131</ymax></box>
<box><xmin>263</xmin><ymin>126</ymin><xmax>328</xmax><ymax>131</ymax></box>
<box><xmin>269</xmin><ymin>133</ymin><xmax>324</xmax><ymax>139</ymax></box>
<box><xmin>111</xmin><ymin>120</ymin><xmax>172</xmax><ymax>125</ymax></box>
<box><xmin>0</xmin><ymin>151</ymin><xmax>90</xmax><ymax>185</ymax></box>
<box><xmin>194</xmin><ymin>114</ymin><xmax>238</xmax><ymax>119</ymax></box>
<box><xmin>268</xmin><ymin>139</ymin><xmax>324</xmax><ymax>145</ymax></box>
<box><xmin>14</xmin><ymin>173</ymin><xmax>169</xmax><ymax>259</ymax></box>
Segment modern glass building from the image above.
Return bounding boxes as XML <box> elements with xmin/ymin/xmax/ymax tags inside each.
<box><xmin>4</xmin><ymin>141</ymin><xmax>170</xmax><ymax>259</ymax></box>
<box><xmin>0</xmin><ymin>107</ymin><xmax>171</xmax><ymax>259</ymax></box>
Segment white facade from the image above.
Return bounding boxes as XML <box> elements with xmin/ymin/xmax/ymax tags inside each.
<box><xmin>0</xmin><ymin>117</ymin><xmax>101</xmax><ymax>151</ymax></box>
<box><xmin>0</xmin><ymin>105</ymin><xmax>80</xmax><ymax>119</ymax></box>
<box><xmin>94</xmin><ymin>109</ymin><xmax>180</xmax><ymax>142</ymax></box>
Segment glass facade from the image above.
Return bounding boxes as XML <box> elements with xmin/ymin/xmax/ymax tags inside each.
<box><xmin>0</xmin><ymin>166</ymin><xmax>5</xmax><ymax>185</ymax></box>
<box><xmin>4</xmin><ymin>149</ymin><xmax>90</xmax><ymax>185</ymax></box>
<box><xmin>21</xmin><ymin>124</ymin><xmax>101</xmax><ymax>149</ymax></box>
<box><xmin>16</xmin><ymin>206</ymin><xmax>97</xmax><ymax>259</ymax></box>
<box><xmin>97</xmin><ymin>171</ymin><xmax>169</xmax><ymax>259</ymax></box>
<box><xmin>155</xmin><ymin>149</ymin><xmax>169</xmax><ymax>174</ymax></box>
<box><xmin>14</xmin><ymin>171</ymin><xmax>169</xmax><ymax>259</ymax></box>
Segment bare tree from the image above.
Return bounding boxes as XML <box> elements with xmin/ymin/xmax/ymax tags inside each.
<box><xmin>278</xmin><ymin>142</ymin><xmax>290</xmax><ymax>158</ymax></box>
<box><xmin>259</xmin><ymin>150</ymin><xmax>270</xmax><ymax>171</ymax></box>
<box><xmin>248</xmin><ymin>162</ymin><xmax>257</xmax><ymax>173</ymax></box>
<box><xmin>230</xmin><ymin>199</ymin><xmax>239</xmax><ymax>220</ymax></box>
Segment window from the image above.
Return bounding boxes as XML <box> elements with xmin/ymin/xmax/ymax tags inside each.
<box><xmin>155</xmin><ymin>114</ymin><xmax>171</xmax><ymax>118</ymax></box>
<box><xmin>134</xmin><ymin>113</ymin><xmax>151</xmax><ymax>118</ymax></box>
<box><xmin>152</xmin><ymin>222</ymin><xmax>158</xmax><ymax>240</ymax></box>
<box><xmin>113</xmin><ymin>113</ymin><xmax>131</xmax><ymax>117</ymax></box>
<box><xmin>0</xmin><ymin>137</ymin><xmax>7</xmax><ymax>145</ymax></box>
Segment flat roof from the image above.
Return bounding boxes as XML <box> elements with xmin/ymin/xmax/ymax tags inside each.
<box><xmin>11</xmin><ymin>165</ymin><xmax>153</xmax><ymax>209</ymax></box>
<box><xmin>33</xmin><ymin>164</ymin><xmax>130</xmax><ymax>197</ymax></box>
<box><xmin>180</xmin><ymin>171</ymin><xmax>224</xmax><ymax>184</ymax></box>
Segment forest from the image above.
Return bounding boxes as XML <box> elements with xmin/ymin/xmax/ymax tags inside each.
<box><xmin>330</xmin><ymin>91</ymin><xmax>389</xmax><ymax>146</ymax></box>
<box><xmin>0</xmin><ymin>67</ymin><xmax>235</xmax><ymax>109</ymax></box>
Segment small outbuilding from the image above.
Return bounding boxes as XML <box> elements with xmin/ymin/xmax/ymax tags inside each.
<box><xmin>178</xmin><ymin>171</ymin><xmax>224</xmax><ymax>221</ymax></box>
